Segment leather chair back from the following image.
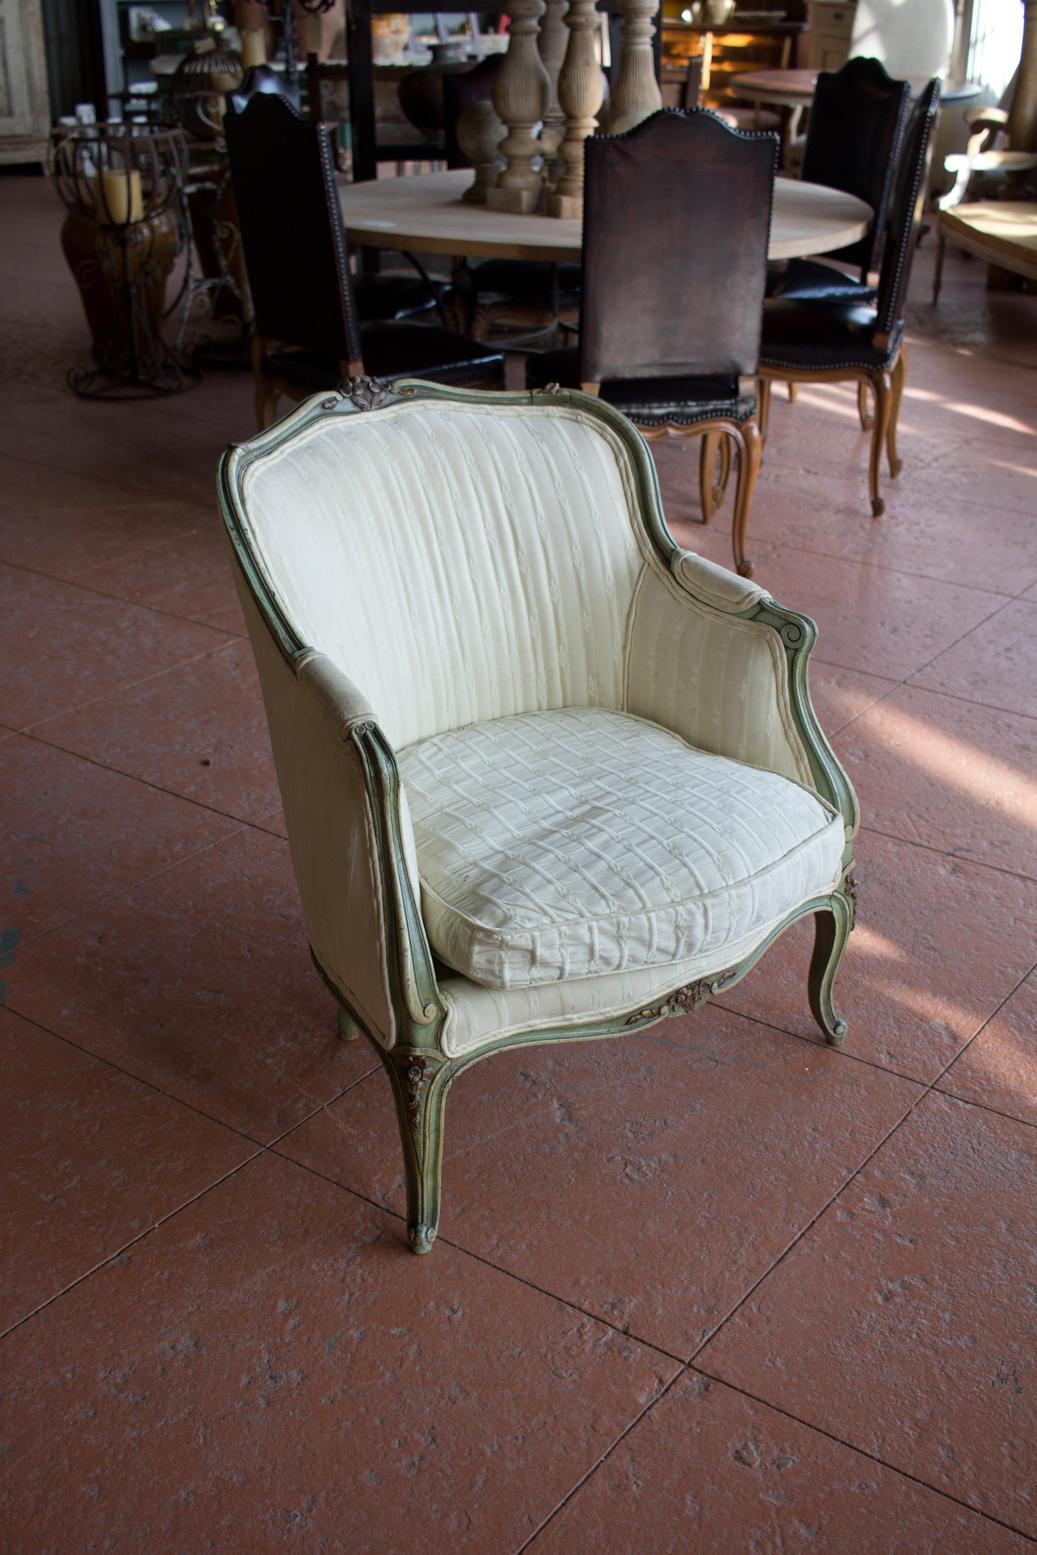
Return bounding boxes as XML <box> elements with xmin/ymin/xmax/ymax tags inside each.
<box><xmin>802</xmin><ymin>56</ymin><xmax>911</xmax><ymax>273</ymax></box>
<box><xmin>580</xmin><ymin>110</ymin><xmax>777</xmax><ymax>384</ymax></box>
<box><xmin>224</xmin><ymin>92</ymin><xmax>361</xmax><ymax>363</ymax></box>
<box><xmin>226</xmin><ymin>63</ymin><xmax>301</xmax><ymax>118</ymax></box>
<box><xmin>875</xmin><ymin>77</ymin><xmax>940</xmax><ymax>336</ymax></box>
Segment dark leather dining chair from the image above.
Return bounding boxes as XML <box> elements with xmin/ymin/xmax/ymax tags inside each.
<box><xmin>526</xmin><ymin>109</ymin><xmax>777</xmax><ymax>577</ymax></box>
<box><xmin>768</xmin><ymin>56</ymin><xmax>911</xmax><ymax>304</ymax></box>
<box><xmin>758</xmin><ymin>79</ymin><xmax>941</xmax><ymax>517</ymax></box>
<box><xmin>224</xmin><ymin>92</ymin><xmax>503</xmax><ymax>429</ymax></box>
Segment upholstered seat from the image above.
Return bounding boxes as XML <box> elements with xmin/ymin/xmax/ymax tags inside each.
<box><xmin>263</xmin><ymin>323</ymin><xmax>503</xmax><ymax>393</ymax></box>
<box><xmin>400</xmin><ymin>707</ymin><xmax>844</xmax><ymax>990</ymax></box>
<box><xmin>220</xmin><ymin>380</ymin><xmax>859</xmax><ymax>1254</ymax></box>
<box><xmin>766</xmin><ymin>258</ymin><xmax>878</xmax><ymax>305</ymax></box>
<box><xmin>526</xmin><ymin>349</ymin><xmax>756</xmax><ymax>427</ymax></box>
<box><xmin>761</xmin><ymin>300</ymin><xmax>902</xmax><ymax>371</ymax></box>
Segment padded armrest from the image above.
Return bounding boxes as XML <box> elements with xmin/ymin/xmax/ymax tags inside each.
<box><xmin>626</xmin><ymin>550</ymin><xmax>831</xmax><ymax>804</ymax></box>
<box><xmin>964</xmin><ymin>106</ymin><xmax>1009</xmax><ymax>130</ymax></box>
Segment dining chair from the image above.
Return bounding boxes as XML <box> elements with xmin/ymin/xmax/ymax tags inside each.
<box><xmin>758</xmin><ymin>79</ymin><xmax>941</xmax><ymax>517</ymax></box>
<box><xmin>526</xmin><ymin>109</ymin><xmax>777</xmax><ymax>577</ymax></box>
<box><xmin>218</xmin><ymin>378</ymin><xmax>859</xmax><ymax>1255</ymax></box>
<box><xmin>223</xmin><ymin>92</ymin><xmax>503</xmax><ymax>429</ymax></box>
<box><xmin>768</xmin><ymin>57</ymin><xmax>911</xmax><ymax>303</ymax></box>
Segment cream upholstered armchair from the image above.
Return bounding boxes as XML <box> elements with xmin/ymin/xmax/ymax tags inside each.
<box><xmin>219</xmin><ymin>380</ymin><xmax>860</xmax><ymax>1254</ymax></box>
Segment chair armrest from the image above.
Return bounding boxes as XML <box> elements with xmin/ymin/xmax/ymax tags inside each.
<box><xmin>964</xmin><ymin>106</ymin><xmax>1009</xmax><ymax>133</ymax></box>
<box><xmin>625</xmin><ymin>551</ymin><xmax>859</xmax><ymax>837</ymax></box>
<box><xmin>239</xmin><ymin>570</ymin><xmax>442</xmax><ymax>1047</ymax></box>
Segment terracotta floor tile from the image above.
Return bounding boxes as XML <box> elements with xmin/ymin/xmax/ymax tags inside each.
<box><xmin>32</xmin><ymin>639</ymin><xmax>277</xmax><ymax>824</ymax></box>
<box><xmin>0</xmin><ymin>1153</ymin><xmax>675</xmax><ymax>1555</ymax></box>
<box><xmin>0</xmin><ymin>496</ymin><xmax>204</xmax><ymax>584</ymax></box>
<box><xmin>749</xmin><ymin>459</ymin><xmax>1037</xmax><ymax>598</ymax></box>
<box><xmin>837</xmin><ymin>686</ymin><xmax>1037</xmax><ymax>879</ymax></box>
<box><xmin>0</xmin><ymin>451</ymin><xmax>176</xmax><ymax>525</ymax></box>
<box><xmin>802</xmin><ymin>663</ymin><xmax>898</xmax><ymax>736</ymax></box>
<box><xmin>277</xmin><ymin>1007</ymin><xmax>919</xmax><ymax>1357</ymax></box>
<box><xmin>698</xmin><ymin>1092</ymin><xmax>1037</xmax><ymax>1539</ymax></box>
<box><xmin>3</xmin><ymin>828</ymin><xmax>377</xmax><ymax>1142</ymax></box>
<box><xmin>0</xmin><ymin>732</ymin><xmax>241</xmax><ymax>944</ymax></box>
<box><xmin>0</xmin><ymin>1007</ymin><xmax>255</xmax><ymax>1335</ymax></box>
<box><xmin>729</xmin><ymin>546</ymin><xmax>1006</xmax><ymax>682</ymax></box>
<box><xmin>529</xmin><ymin>1371</ymin><xmax>1032</xmax><ymax>1555</ymax></box>
<box><xmin>73</xmin><ymin>518</ymin><xmax>245</xmax><ymax>635</ymax></box>
<box><xmin>720</xmin><ymin>831</ymin><xmax>1037</xmax><ymax>1082</ymax></box>
<box><xmin>0</xmin><ymin>564</ymin><xmax>233</xmax><ymax>730</ymax></box>
<box><xmin>938</xmin><ymin>971</ymin><xmax>1037</xmax><ymax>1129</ymax></box>
<box><xmin>911</xmin><ymin>598</ymin><xmax>1037</xmax><ymax>720</ymax></box>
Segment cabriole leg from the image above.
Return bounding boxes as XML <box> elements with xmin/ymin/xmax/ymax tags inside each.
<box><xmin>867</xmin><ymin>371</ymin><xmax>892</xmax><ymax>517</ymax></box>
<box><xmin>888</xmin><ymin>346</ymin><xmax>907</xmax><ymax>478</ymax></box>
<box><xmin>383</xmin><ymin>1049</ymin><xmax>450</xmax><ymax>1254</ymax></box>
<box><xmin>857</xmin><ymin>378</ymin><xmax>872</xmax><ymax>431</ymax></box>
<box><xmin>808</xmin><ymin>884</ymin><xmax>855</xmax><ymax>1047</ymax></box>
<box><xmin>732</xmin><ymin>419</ymin><xmax>762</xmax><ymax>579</ymax></box>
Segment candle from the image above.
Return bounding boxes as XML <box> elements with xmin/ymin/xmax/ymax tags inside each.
<box><xmin>97</xmin><ymin>168</ymin><xmax>144</xmax><ymax>225</ymax></box>
<box><xmin>240</xmin><ymin>29</ymin><xmax>267</xmax><ymax>68</ymax></box>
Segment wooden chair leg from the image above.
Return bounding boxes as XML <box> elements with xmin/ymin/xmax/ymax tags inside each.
<box><xmin>888</xmin><ymin>345</ymin><xmax>907</xmax><ymax>478</ymax></box>
<box><xmin>758</xmin><ymin>376</ymin><xmax>773</xmax><ymax>437</ymax></box>
<box><xmin>384</xmin><ymin>1048</ymin><xmax>451</xmax><ymax>1254</ymax></box>
<box><xmin>868</xmin><ymin>372</ymin><xmax>893</xmax><ymax>516</ymax></box>
<box><xmin>808</xmin><ymin>887</ymin><xmax>854</xmax><ymax>1047</ymax></box>
<box><xmin>932</xmin><ymin>230</ymin><xmax>946</xmax><ymax>303</ymax></box>
<box><xmin>732</xmin><ymin>419</ymin><xmax>763</xmax><ymax>578</ymax></box>
<box><xmin>857</xmin><ymin>379</ymin><xmax>873</xmax><ymax>431</ymax></box>
<box><xmin>787</xmin><ymin>382</ymin><xmax>798</xmax><ymax>403</ymax></box>
<box><xmin>699</xmin><ymin>431</ymin><xmax>719</xmax><ymax>522</ymax></box>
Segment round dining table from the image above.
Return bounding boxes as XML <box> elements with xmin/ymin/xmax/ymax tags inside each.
<box><xmin>729</xmin><ymin>68</ymin><xmax>982</xmax><ymax>111</ymax></box>
<box><xmin>339</xmin><ymin>168</ymin><xmax>872</xmax><ymax>264</ymax></box>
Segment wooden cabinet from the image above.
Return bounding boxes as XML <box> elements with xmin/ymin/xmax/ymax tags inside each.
<box><xmin>0</xmin><ymin>0</ymin><xmax>52</xmax><ymax>164</ymax></box>
<box><xmin>807</xmin><ymin>0</ymin><xmax>856</xmax><ymax>70</ymax></box>
<box><xmin>660</xmin><ymin>21</ymin><xmax>803</xmax><ymax>111</ymax></box>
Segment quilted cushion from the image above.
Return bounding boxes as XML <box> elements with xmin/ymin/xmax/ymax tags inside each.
<box><xmin>398</xmin><ymin>708</ymin><xmax>844</xmax><ymax>990</ymax></box>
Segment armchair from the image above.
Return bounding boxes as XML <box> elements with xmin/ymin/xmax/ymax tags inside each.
<box><xmin>219</xmin><ymin>379</ymin><xmax>859</xmax><ymax>1254</ymax></box>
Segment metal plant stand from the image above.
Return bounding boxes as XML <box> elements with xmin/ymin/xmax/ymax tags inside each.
<box><xmin>50</xmin><ymin>124</ymin><xmax>199</xmax><ymax>399</ymax></box>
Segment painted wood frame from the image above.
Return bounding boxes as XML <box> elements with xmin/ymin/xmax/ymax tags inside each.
<box><xmin>218</xmin><ymin>379</ymin><xmax>859</xmax><ymax>1255</ymax></box>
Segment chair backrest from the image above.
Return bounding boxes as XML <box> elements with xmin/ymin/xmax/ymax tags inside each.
<box><xmin>233</xmin><ymin>393</ymin><xmax>656</xmax><ymax>751</ymax></box>
<box><xmin>875</xmin><ymin>77</ymin><xmax>940</xmax><ymax>336</ymax></box>
<box><xmin>225</xmin><ymin>63</ymin><xmax>301</xmax><ymax>118</ymax></box>
<box><xmin>580</xmin><ymin>110</ymin><xmax>777</xmax><ymax>385</ymax></box>
<box><xmin>224</xmin><ymin>91</ymin><xmax>361</xmax><ymax>362</ymax></box>
<box><xmin>849</xmin><ymin>0</ymin><xmax>954</xmax><ymax>78</ymax></box>
<box><xmin>802</xmin><ymin>56</ymin><xmax>911</xmax><ymax>273</ymax></box>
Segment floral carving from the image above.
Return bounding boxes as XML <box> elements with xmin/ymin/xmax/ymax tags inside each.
<box><xmin>403</xmin><ymin>1055</ymin><xmax>432</xmax><ymax>1124</ymax></box>
<box><xmin>340</xmin><ymin>377</ymin><xmax>415</xmax><ymax>413</ymax></box>
<box><xmin>843</xmin><ymin>870</ymin><xmax>859</xmax><ymax>928</ymax></box>
<box><xmin>624</xmin><ymin>973</ymin><xmax>734</xmax><ymax>1026</ymax></box>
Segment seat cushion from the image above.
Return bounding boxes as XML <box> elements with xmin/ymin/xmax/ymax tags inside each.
<box><xmin>263</xmin><ymin>324</ymin><xmax>504</xmax><ymax>393</ymax></box>
<box><xmin>525</xmin><ymin>348</ymin><xmax>754</xmax><ymax>426</ymax></box>
<box><xmin>398</xmin><ymin>708</ymin><xmax>845</xmax><ymax>990</ymax></box>
<box><xmin>760</xmin><ymin>298</ymin><xmax>900</xmax><ymax>372</ymax></box>
<box><xmin>766</xmin><ymin>257</ymin><xmax>878</xmax><ymax>305</ymax></box>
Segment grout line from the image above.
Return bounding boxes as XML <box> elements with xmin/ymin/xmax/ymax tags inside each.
<box><xmin>686</xmin><ymin>1366</ymin><xmax>1037</xmax><ymax>1548</ymax></box>
<box><xmin>858</xmin><ymin>823</ymin><xmax>1037</xmax><ymax>888</ymax></box>
<box><xmin>863</xmin><ymin>677</ymin><xmax>1037</xmax><ymax>725</ymax></box>
<box><xmin>758</xmin><ymin>529</ymin><xmax>1025</xmax><ymax>601</ymax></box>
<box><xmin>513</xmin><ymin>1369</ymin><xmax>689</xmax><ymax>1554</ymax></box>
<box><xmin>0</xmin><ymin>1149</ymin><xmax>265</xmax><ymax>1345</ymax></box>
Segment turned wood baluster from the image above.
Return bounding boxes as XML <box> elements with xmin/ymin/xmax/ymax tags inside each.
<box><xmin>548</xmin><ymin>0</ymin><xmax>605</xmax><ymax>218</ymax></box>
<box><xmin>539</xmin><ymin>0</ymin><xmax>569</xmax><ymax>179</ymax></box>
<box><xmin>608</xmin><ymin>0</ymin><xmax>662</xmax><ymax>135</ymax></box>
<box><xmin>487</xmin><ymin>0</ymin><xmax>551</xmax><ymax>213</ymax></box>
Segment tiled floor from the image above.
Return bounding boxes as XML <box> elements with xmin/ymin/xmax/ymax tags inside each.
<box><xmin>1</xmin><ymin>173</ymin><xmax>1035</xmax><ymax>1552</ymax></box>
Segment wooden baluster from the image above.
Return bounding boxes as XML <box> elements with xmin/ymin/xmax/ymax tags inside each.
<box><xmin>487</xmin><ymin>0</ymin><xmax>551</xmax><ymax>213</ymax></box>
<box><xmin>458</xmin><ymin>101</ymin><xmax>506</xmax><ymax>204</ymax></box>
<box><xmin>539</xmin><ymin>0</ymin><xmax>569</xmax><ymax>181</ymax></box>
<box><xmin>608</xmin><ymin>0</ymin><xmax>662</xmax><ymax>135</ymax></box>
<box><xmin>548</xmin><ymin>0</ymin><xmax>605</xmax><ymax>218</ymax></box>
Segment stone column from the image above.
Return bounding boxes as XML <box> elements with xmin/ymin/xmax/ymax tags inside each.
<box><xmin>548</xmin><ymin>0</ymin><xmax>605</xmax><ymax>218</ymax></box>
<box><xmin>538</xmin><ymin>0</ymin><xmax>569</xmax><ymax>177</ymax></box>
<box><xmin>608</xmin><ymin>0</ymin><xmax>662</xmax><ymax>135</ymax></box>
<box><xmin>487</xmin><ymin>0</ymin><xmax>550</xmax><ymax>213</ymax></box>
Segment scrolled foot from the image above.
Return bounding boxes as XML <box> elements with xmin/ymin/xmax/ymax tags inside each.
<box><xmin>736</xmin><ymin>559</ymin><xmax>755</xmax><ymax>578</ymax></box>
<box><xmin>337</xmin><ymin>1007</ymin><xmax>360</xmax><ymax>1041</ymax></box>
<box><xmin>410</xmin><ymin>1223</ymin><xmax>436</xmax><ymax>1255</ymax></box>
<box><xmin>889</xmin><ymin>456</ymin><xmax>903</xmax><ymax>478</ymax></box>
<box><xmin>871</xmin><ymin>497</ymin><xmax>885</xmax><ymax>518</ymax></box>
